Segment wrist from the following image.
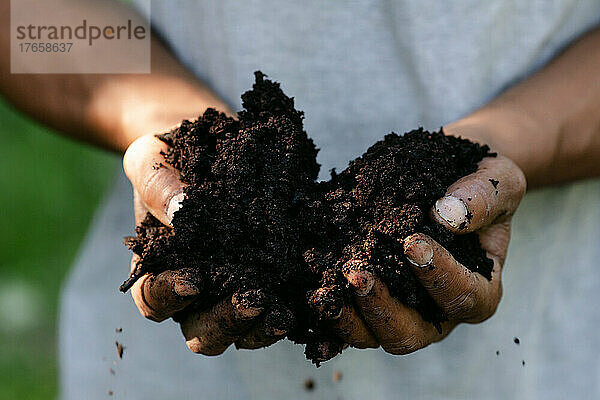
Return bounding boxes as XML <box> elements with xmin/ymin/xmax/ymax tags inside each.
<box><xmin>445</xmin><ymin>102</ymin><xmax>552</xmax><ymax>188</ymax></box>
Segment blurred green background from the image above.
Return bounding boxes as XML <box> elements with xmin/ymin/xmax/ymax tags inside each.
<box><xmin>0</xmin><ymin>97</ymin><xmax>118</xmax><ymax>398</ymax></box>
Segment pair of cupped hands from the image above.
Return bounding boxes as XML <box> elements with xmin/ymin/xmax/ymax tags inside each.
<box><xmin>123</xmin><ymin>128</ymin><xmax>526</xmax><ymax>358</ymax></box>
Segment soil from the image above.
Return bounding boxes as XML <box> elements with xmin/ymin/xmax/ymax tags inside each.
<box><xmin>121</xmin><ymin>71</ymin><xmax>495</xmax><ymax>364</ymax></box>
<box><xmin>115</xmin><ymin>341</ymin><xmax>124</xmax><ymax>359</ymax></box>
<box><xmin>303</xmin><ymin>378</ymin><xmax>315</xmax><ymax>391</ymax></box>
<box><xmin>332</xmin><ymin>371</ymin><xmax>343</xmax><ymax>382</ymax></box>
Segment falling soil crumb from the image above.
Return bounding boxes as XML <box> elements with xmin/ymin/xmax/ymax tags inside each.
<box><xmin>109</xmin><ymin>368</ymin><xmax>115</xmax><ymax>375</ymax></box>
<box><xmin>107</xmin><ymin>390</ymin><xmax>113</xmax><ymax>396</ymax></box>
<box><xmin>332</xmin><ymin>370</ymin><xmax>343</xmax><ymax>382</ymax></box>
<box><xmin>514</xmin><ymin>337</ymin><xmax>520</xmax><ymax>345</ymax></box>
<box><xmin>522</xmin><ymin>360</ymin><xmax>526</xmax><ymax>366</ymax></box>
<box><xmin>115</xmin><ymin>341</ymin><xmax>124</xmax><ymax>359</ymax></box>
<box><xmin>115</xmin><ymin>327</ymin><xmax>122</xmax><ymax>333</ymax></box>
<box><xmin>489</xmin><ymin>178</ymin><xmax>499</xmax><ymax>188</ymax></box>
<box><xmin>496</xmin><ymin>350</ymin><xmax>500</xmax><ymax>356</ymax></box>
<box><xmin>121</xmin><ymin>71</ymin><xmax>495</xmax><ymax>364</ymax></box>
<box><xmin>304</xmin><ymin>378</ymin><xmax>315</xmax><ymax>391</ymax></box>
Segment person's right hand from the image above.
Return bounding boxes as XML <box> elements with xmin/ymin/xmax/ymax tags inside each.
<box><xmin>123</xmin><ymin>133</ymin><xmax>293</xmax><ymax>355</ymax></box>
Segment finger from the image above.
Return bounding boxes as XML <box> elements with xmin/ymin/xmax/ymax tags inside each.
<box><xmin>181</xmin><ymin>290</ymin><xmax>266</xmax><ymax>356</ymax></box>
<box><xmin>133</xmin><ymin>189</ymin><xmax>148</xmax><ymax>225</ymax></box>
<box><xmin>308</xmin><ymin>287</ymin><xmax>344</xmax><ymax>320</ymax></box>
<box><xmin>308</xmin><ymin>284</ymin><xmax>378</xmax><ymax>350</ymax></box>
<box><xmin>403</xmin><ymin>233</ymin><xmax>503</xmax><ymax>323</ymax></box>
<box><xmin>431</xmin><ymin>155</ymin><xmax>526</xmax><ymax>233</ymax></box>
<box><xmin>130</xmin><ymin>264</ymin><xmax>201</xmax><ymax>322</ymax></box>
<box><xmin>478</xmin><ymin>220</ymin><xmax>511</xmax><ymax>268</ymax></box>
<box><xmin>235</xmin><ymin>304</ymin><xmax>294</xmax><ymax>349</ymax></box>
<box><xmin>123</xmin><ymin>134</ymin><xmax>185</xmax><ymax>227</ymax></box>
<box><xmin>344</xmin><ymin>267</ymin><xmax>449</xmax><ymax>355</ymax></box>
<box><xmin>331</xmin><ymin>305</ymin><xmax>379</xmax><ymax>349</ymax></box>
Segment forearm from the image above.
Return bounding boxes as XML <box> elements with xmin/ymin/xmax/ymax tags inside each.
<box><xmin>85</xmin><ymin>39</ymin><xmax>232</xmax><ymax>152</ymax></box>
<box><xmin>0</xmin><ymin>0</ymin><xmax>230</xmax><ymax>153</ymax></box>
<box><xmin>446</xmin><ymin>26</ymin><xmax>600</xmax><ymax>188</ymax></box>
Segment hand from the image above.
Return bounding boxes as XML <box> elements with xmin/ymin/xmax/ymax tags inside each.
<box><xmin>123</xmin><ymin>134</ymin><xmax>292</xmax><ymax>355</ymax></box>
<box><xmin>332</xmin><ymin>155</ymin><xmax>526</xmax><ymax>354</ymax></box>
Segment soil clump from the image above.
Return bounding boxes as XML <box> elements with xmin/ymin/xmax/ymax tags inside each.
<box><xmin>121</xmin><ymin>71</ymin><xmax>494</xmax><ymax>364</ymax></box>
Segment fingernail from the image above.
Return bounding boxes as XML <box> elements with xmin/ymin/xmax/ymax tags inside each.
<box><xmin>166</xmin><ymin>191</ymin><xmax>185</xmax><ymax>224</ymax></box>
<box><xmin>435</xmin><ymin>196</ymin><xmax>468</xmax><ymax>229</ymax></box>
<box><xmin>173</xmin><ymin>280</ymin><xmax>199</xmax><ymax>297</ymax></box>
<box><xmin>404</xmin><ymin>239</ymin><xmax>434</xmax><ymax>268</ymax></box>
<box><xmin>346</xmin><ymin>270</ymin><xmax>375</xmax><ymax>296</ymax></box>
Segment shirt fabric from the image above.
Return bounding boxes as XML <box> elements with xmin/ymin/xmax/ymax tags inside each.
<box><xmin>59</xmin><ymin>1</ymin><xmax>600</xmax><ymax>399</ymax></box>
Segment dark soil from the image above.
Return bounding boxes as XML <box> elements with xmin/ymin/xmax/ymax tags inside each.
<box><xmin>121</xmin><ymin>71</ymin><xmax>495</xmax><ymax>364</ymax></box>
<box><xmin>333</xmin><ymin>371</ymin><xmax>343</xmax><ymax>382</ymax></box>
<box><xmin>303</xmin><ymin>378</ymin><xmax>315</xmax><ymax>391</ymax></box>
<box><xmin>115</xmin><ymin>341</ymin><xmax>124</xmax><ymax>359</ymax></box>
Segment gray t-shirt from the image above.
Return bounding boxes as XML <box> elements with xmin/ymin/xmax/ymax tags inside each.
<box><xmin>59</xmin><ymin>1</ymin><xmax>600</xmax><ymax>399</ymax></box>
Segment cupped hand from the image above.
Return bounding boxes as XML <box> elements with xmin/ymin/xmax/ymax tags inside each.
<box><xmin>331</xmin><ymin>155</ymin><xmax>527</xmax><ymax>354</ymax></box>
<box><xmin>123</xmin><ymin>134</ymin><xmax>292</xmax><ymax>355</ymax></box>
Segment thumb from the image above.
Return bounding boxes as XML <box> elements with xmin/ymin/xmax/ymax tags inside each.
<box><xmin>123</xmin><ymin>134</ymin><xmax>185</xmax><ymax>227</ymax></box>
<box><xmin>431</xmin><ymin>155</ymin><xmax>526</xmax><ymax>233</ymax></box>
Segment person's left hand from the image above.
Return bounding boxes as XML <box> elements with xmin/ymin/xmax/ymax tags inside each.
<box><xmin>325</xmin><ymin>154</ymin><xmax>526</xmax><ymax>356</ymax></box>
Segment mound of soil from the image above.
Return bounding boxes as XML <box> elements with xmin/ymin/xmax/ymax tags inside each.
<box><xmin>121</xmin><ymin>71</ymin><xmax>494</xmax><ymax>364</ymax></box>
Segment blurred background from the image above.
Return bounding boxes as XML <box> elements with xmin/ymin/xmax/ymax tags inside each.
<box><xmin>0</xmin><ymin>97</ymin><xmax>117</xmax><ymax>398</ymax></box>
